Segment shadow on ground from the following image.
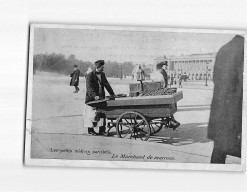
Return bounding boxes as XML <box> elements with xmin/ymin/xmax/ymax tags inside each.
<box><xmin>105</xmin><ymin>122</ymin><xmax>210</xmax><ymax>146</ymax></box>
<box><xmin>148</xmin><ymin>122</ymin><xmax>210</xmax><ymax>146</ymax></box>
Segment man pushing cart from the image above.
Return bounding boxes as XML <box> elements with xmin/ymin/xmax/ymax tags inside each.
<box><xmin>84</xmin><ymin>60</ymin><xmax>182</xmax><ymax>141</ymax></box>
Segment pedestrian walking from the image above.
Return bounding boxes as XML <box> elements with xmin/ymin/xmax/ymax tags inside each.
<box><xmin>70</xmin><ymin>64</ymin><xmax>80</xmax><ymax>93</ymax></box>
<box><xmin>178</xmin><ymin>75</ymin><xmax>182</xmax><ymax>88</ymax></box>
<box><xmin>132</xmin><ymin>65</ymin><xmax>145</xmax><ymax>81</ymax></box>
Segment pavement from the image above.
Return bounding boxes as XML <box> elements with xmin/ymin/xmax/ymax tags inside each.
<box><xmin>28</xmin><ymin>72</ymin><xmax>241</xmax><ymax>164</ymax></box>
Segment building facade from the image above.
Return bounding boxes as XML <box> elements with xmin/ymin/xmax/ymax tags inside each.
<box><xmin>154</xmin><ymin>53</ymin><xmax>216</xmax><ymax>80</ymax></box>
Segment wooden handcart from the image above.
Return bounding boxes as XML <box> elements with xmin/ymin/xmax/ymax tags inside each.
<box><xmin>88</xmin><ymin>91</ymin><xmax>183</xmax><ymax>141</ymax></box>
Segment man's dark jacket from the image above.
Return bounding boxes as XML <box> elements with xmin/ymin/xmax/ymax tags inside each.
<box><xmin>85</xmin><ymin>70</ymin><xmax>114</xmax><ymax>103</ymax></box>
<box><xmin>208</xmin><ymin>35</ymin><xmax>244</xmax><ymax>157</ymax></box>
<box><xmin>160</xmin><ymin>69</ymin><xmax>168</xmax><ymax>88</ymax></box>
<box><xmin>70</xmin><ymin>69</ymin><xmax>80</xmax><ymax>86</ymax></box>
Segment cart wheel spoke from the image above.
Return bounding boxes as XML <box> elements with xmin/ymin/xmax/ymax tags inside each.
<box><xmin>154</xmin><ymin>123</ymin><xmax>160</xmax><ymax>128</ymax></box>
<box><xmin>129</xmin><ymin>113</ymin><xmax>134</xmax><ymax>125</ymax></box>
<box><xmin>116</xmin><ymin>111</ymin><xmax>150</xmax><ymax>141</ymax></box>
<box><xmin>136</xmin><ymin>120</ymin><xmax>144</xmax><ymax>127</ymax></box>
<box><xmin>137</xmin><ymin>129</ymin><xmax>148</xmax><ymax>135</ymax></box>
<box><xmin>119</xmin><ymin>129</ymin><xmax>132</xmax><ymax>138</ymax></box>
<box><xmin>118</xmin><ymin>122</ymin><xmax>131</xmax><ymax>128</ymax></box>
<box><xmin>135</xmin><ymin>129</ymin><xmax>148</xmax><ymax>140</ymax></box>
<box><xmin>124</xmin><ymin>118</ymin><xmax>131</xmax><ymax>126</ymax></box>
<box><xmin>150</xmin><ymin>118</ymin><xmax>164</xmax><ymax>135</ymax></box>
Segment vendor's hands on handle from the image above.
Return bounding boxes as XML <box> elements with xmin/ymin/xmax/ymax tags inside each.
<box><xmin>109</xmin><ymin>94</ymin><xmax>115</xmax><ymax>100</ymax></box>
<box><xmin>94</xmin><ymin>96</ymin><xmax>100</xmax><ymax>100</ymax></box>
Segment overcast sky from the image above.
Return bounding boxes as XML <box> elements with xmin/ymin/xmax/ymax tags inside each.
<box><xmin>34</xmin><ymin>28</ymin><xmax>235</xmax><ymax>64</ymax></box>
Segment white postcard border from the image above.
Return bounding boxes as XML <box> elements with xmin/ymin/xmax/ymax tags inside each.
<box><xmin>25</xmin><ymin>23</ymin><xmax>247</xmax><ymax>172</ymax></box>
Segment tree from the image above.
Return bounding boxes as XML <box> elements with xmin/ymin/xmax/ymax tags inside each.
<box><xmin>121</xmin><ymin>62</ymin><xmax>134</xmax><ymax>76</ymax></box>
<box><xmin>32</xmin><ymin>53</ymin><xmax>134</xmax><ymax>78</ymax></box>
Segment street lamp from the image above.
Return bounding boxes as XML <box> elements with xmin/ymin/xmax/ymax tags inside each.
<box><xmin>205</xmin><ymin>62</ymin><xmax>208</xmax><ymax>86</ymax></box>
<box><xmin>120</xmin><ymin>64</ymin><xmax>123</xmax><ymax>80</ymax></box>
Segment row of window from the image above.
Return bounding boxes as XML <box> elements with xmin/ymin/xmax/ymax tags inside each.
<box><xmin>170</xmin><ymin>59</ymin><xmax>213</xmax><ymax>64</ymax></box>
<box><xmin>169</xmin><ymin>59</ymin><xmax>214</xmax><ymax>71</ymax></box>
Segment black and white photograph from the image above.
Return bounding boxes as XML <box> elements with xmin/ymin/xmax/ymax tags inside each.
<box><xmin>24</xmin><ymin>24</ymin><xmax>246</xmax><ymax>171</ymax></box>
<box><xmin>2</xmin><ymin>0</ymin><xmax>247</xmax><ymax>192</ymax></box>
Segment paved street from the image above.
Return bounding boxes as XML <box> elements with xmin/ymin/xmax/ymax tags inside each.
<box><xmin>28</xmin><ymin>72</ymin><xmax>240</xmax><ymax>164</ymax></box>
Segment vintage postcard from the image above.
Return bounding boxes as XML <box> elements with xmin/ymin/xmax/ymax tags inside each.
<box><xmin>25</xmin><ymin>24</ymin><xmax>246</xmax><ymax>171</ymax></box>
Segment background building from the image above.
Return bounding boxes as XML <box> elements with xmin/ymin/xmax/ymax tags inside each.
<box><xmin>154</xmin><ymin>53</ymin><xmax>216</xmax><ymax>80</ymax></box>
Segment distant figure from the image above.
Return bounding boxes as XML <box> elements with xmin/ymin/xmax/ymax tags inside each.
<box><xmin>183</xmin><ymin>72</ymin><xmax>188</xmax><ymax>81</ymax></box>
<box><xmin>132</xmin><ymin>65</ymin><xmax>145</xmax><ymax>81</ymax></box>
<box><xmin>178</xmin><ymin>74</ymin><xmax>182</xmax><ymax>88</ymax></box>
<box><xmin>170</xmin><ymin>76</ymin><xmax>174</xmax><ymax>87</ymax></box>
<box><xmin>208</xmin><ymin>35</ymin><xmax>244</xmax><ymax>164</ymax></box>
<box><xmin>85</xmin><ymin>67</ymin><xmax>92</xmax><ymax>78</ymax></box>
<box><xmin>70</xmin><ymin>64</ymin><xmax>80</xmax><ymax>93</ymax></box>
<box><xmin>154</xmin><ymin>61</ymin><xmax>168</xmax><ymax>88</ymax></box>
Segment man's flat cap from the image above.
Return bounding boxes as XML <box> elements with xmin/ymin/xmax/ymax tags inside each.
<box><xmin>95</xmin><ymin>60</ymin><xmax>105</xmax><ymax>68</ymax></box>
<box><xmin>156</xmin><ymin>61</ymin><xmax>168</xmax><ymax>68</ymax></box>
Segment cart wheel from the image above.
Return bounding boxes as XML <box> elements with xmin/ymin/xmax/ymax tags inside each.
<box><xmin>116</xmin><ymin>111</ymin><xmax>150</xmax><ymax>141</ymax></box>
<box><xmin>150</xmin><ymin>118</ymin><xmax>164</xmax><ymax>135</ymax></box>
